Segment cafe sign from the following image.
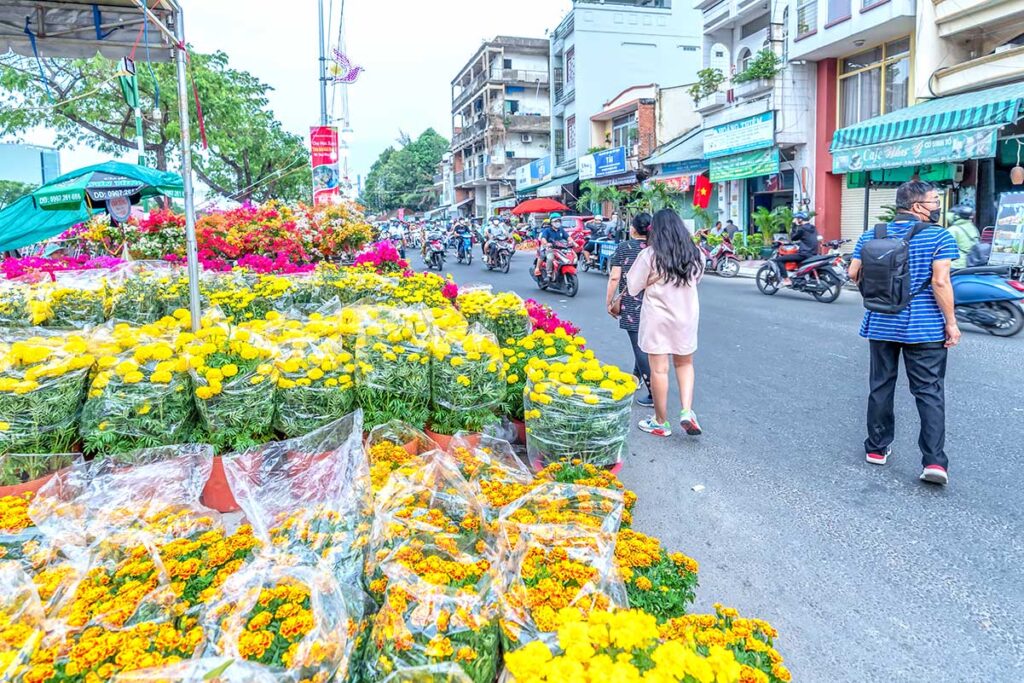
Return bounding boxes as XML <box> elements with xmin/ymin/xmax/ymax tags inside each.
<box><xmin>832</xmin><ymin>127</ymin><xmax>999</xmax><ymax>174</ymax></box>
<box><xmin>704</xmin><ymin>112</ymin><xmax>775</xmax><ymax>159</ymax></box>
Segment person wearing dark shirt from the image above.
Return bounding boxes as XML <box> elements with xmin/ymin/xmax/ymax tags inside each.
<box><xmin>774</xmin><ymin>212</ymin><xmax>819</xmax><ymax>286</ymax></box>
<box><xmin>607</xmin><ymin>213</ymin><xmax>653</xmax><ymax>407</ymax></box>
<box><xmin>536</xmin><ymin>216</ymin><xmax>569</xmax><ymax>278</ymax></box>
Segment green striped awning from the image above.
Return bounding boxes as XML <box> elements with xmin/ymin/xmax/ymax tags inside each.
<box><xmin>831</xmin><ymin>82</ymin><xmax>1024</xmax><ymax>152</ymax></box>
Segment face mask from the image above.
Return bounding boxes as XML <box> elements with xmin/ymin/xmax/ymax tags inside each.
<box><xmin>928</xmin><ymin>207</ymin><xmax>942</xmax><ymax>223</ymax></box>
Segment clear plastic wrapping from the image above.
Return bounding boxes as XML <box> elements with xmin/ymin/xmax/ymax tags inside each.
<box><xmin>0</xmin><ymin>280</ymin><xmax>31</xmax><ymax>327</ymax></box>
<box><xmin>110</xmin><ymin>657</ymin><xmax>281</xmax><ymax>683</ymax></box>
<box><xmin>0</xmin><ymin>453</ymin><xmax>79</xmax><ymax>571</ymax></box>
<box><xmin>427</xmin><ymin>325</ymin><xmax>505</xmax><ymax>436</ymax></box>
<box><xmin>456</xmin><ymin>288</ymin><xmax>531</xmax><ymax>345</ymax></box>
<box><xmin>365</xmin><ymin>420</ymin><xmax>441</xmax><ymax>493</ymax></box>
<box><xmin>107</xmin><ymin>261</ymin><xmax>182</xmax><ymax>325</ymax></box>
<box><xmin>204</xmin><ymin>559</ymin><xmax>361</xmax><ymax>682</ymax></box>
<box><xmin>0</xmin><ymin>335</ymin><xmax>94</xmax><ymax>455</ymax></box>
<box><xmin>223</xmin><ymin>412</ymin><xmax>370</xmax><ymax>583</ymax></box>
<box><xmin>0</xmin><ymin>561</ymin><xmax>46</xmax><ymax>680</ymax></box>
<box><xmin>273</xmin><ymin>333</ymin><xmax>357</xmax><ymax>438</ymax></box>
<box><xmin>523</xmin><ymin>357</ymin><xmax>636</xmax><ymax>468</ymax></box>
<box><xmin>497</xmin><ymin>483</ymin><xmax>624</xmax><ymax>554</ymax></box>
<box><xmin>356</xmin><ymin>307</ymin><xmax>433</xmax><ymax>430</ymax></box>
<box><xmin>447</xmin><ymin>434</ymin><xmax>534</xmax><ymax>522</ymax></box>
<box><xmin>40</xmin><ymin>270</ymin><xmax>110</xmax><ymax>328</ymax></box>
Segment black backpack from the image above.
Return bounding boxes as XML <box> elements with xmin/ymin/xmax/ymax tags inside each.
<box><xmin>857</xmin><ymin>222</ymin><xmax>931</xmax><ymax>314</ymax></box>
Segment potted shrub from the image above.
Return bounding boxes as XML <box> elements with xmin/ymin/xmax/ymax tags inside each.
<box><xmin>688</xmin><ymin>68</ymin><xmax>726</xmax><ymax>107</ymax></box>
<box><xmin>751</xmin><ymin>207</ymin><xmax>780</xmax><ymax>259</ymax></box>
<box><xmin>732</xmin><ymin>49</ymin><xmax>781</xmax><ymax>86</ymax></box>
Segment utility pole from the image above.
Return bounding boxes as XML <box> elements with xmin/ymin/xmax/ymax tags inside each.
<box><xmin>118</xmin><ymin>57</ymin><xmax>146</xmax><ymax>166</ymax></box>
<box><xmin>317</xmin><ymin>0</ymin><xmax>328</xmax><ymax>126</ymax></box>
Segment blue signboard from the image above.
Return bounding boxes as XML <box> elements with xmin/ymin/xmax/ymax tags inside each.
<box><xmin>660</xmin><ymin>159</ymin><xmax>708</xmax><ymax>175</ymax></box>
<box><xmin>515</xmin><ymin>156</ymin><xmax>553</xmax><ymax>187</ymax></box>
<box><xmin>579</xmin><ymin>146</ymin><xmax>628</xmax><ymax>180</ymax></box>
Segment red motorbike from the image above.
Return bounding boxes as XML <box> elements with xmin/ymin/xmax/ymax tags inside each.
<box><xmin>699</xmin><ymin>236</ymin><xmax>740</xmax><ymax>278</ymax></box>
<box><xmin>532</xmin><ymin>240</ymin><xmax>580</xmax><ymax>297</ymax></box>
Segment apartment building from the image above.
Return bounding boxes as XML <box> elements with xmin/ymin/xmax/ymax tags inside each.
<box><xmin>549</xmin><ymin>0</ymin><xmax>704</xmax><ymax>182</ymax></box>
<box><xmin>792</xmin><ymin>0</ymin><xmax>1024</xmax><ymax>240</ymax></box>
<box><xmin>692</xmin><ymin>0</ymin><xmax>816</xmax><ymax>233</ymax></box>
<box><xmin>449</xmin><ymin>36</ymin><xmax>551</xmax><ymax>217</ymax></box>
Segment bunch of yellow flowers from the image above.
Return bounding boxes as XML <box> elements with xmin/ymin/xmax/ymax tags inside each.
<box><xmin>457</xmin><ymin>289</ymin><xmax>531</xmax><ymax>343</ymax></box>
<box><xmin>427</xmin><ymin>325</ymin><xmax>505</xmax><ymax>437</ymax></box>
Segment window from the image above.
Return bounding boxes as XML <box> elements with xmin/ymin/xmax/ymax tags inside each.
<box><xmin>565</xmin><ymin>48</ymin><xmax>576</xmax><ymax>86</ymax></box>
<box><xmin>839</xmin><ymin>38</ymin><xmax>911</xmax><ymax>126</ymax></box>
<box><xmin>828</xmin><ymin>0</ymin><xmax>851</xmax><ymax>23</ymax></box>
<box><xmin>506</xmin><ymin>150</ymin><xmax>516</xmax><ymax>158</ymax></box>
<box><xmin>737</xmin><ymin>48</ymin><xmax>753</xmax><ymax>74</ymax></box>
<box><xmin>503</xmin><ymin>58</ymin><xmax>513</xmax><ymax>69</ymax></box>
<box><xmin>781</xmin><ymin>8</ymin><xmax>789</xmax><ymax>62</ymax></box>
<box><xmin>505</xmin><ymin>99</ymin><xmax>521</xmax><ymax>114</ymax></box>
<box><xmin>566</xmin><ymin>116</ymin><xmax>576</xmax><ymax>154</ymax></box>
<box><xmin>796</xmin><ymin>0</ymin><xmax>817</xmax><ymax>37</ymax></box>
<box><xmin>612</xmin><ymin>113</ymin><xmax>637</xmax><ymax>149</ymax></box>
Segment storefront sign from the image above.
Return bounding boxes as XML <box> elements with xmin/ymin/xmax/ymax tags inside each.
<box><xmin>831</xmin><ymin>127</ymin><xmax>999</xmax><ymax>174</ymax></box>
<box><xmin>310</xmin><ymin>126</ymin><xmax>341</xmax><ymax>206</ymax></box>
<box><xmin>591</xmin><ymin>172</ymin><xmax>637</xmax><ymax>188</ymax></box>
<box><xmin>704</xmin><ymin>112</ymin><xmax>774</xmax><ymax>159</ymax></box>
<box><xmin>646</xmin><ymin>175</ymin><xmax>693</xmax><ymax>192</ymax></box>
<box><xmin>659</xmin><ymin>159</ymin><xmax>707</xmax><ymax>176</ymax></box>
<box><xmin>515</xmin><ymin>156</ymin><xmax>552</xmax><ymax>187</ymax></box>
<box><xmin>579</xmin><ymin>146</ymin><xmax>628</xmax><ymax>180</ymax></box>
<box><xmin>990</xmin><ymin>191</ymin><xmax>1024</xmax><ymax>266</ymax></box>
<box><xmin>709</xmin><ymin>148</ymin><xmax>780</xmax><ymax>183</ymax></box>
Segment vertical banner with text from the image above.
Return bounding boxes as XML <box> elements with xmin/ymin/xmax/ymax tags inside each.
<box><xmin>310</xmin><ymin>126</ymin><xmax>341</xmax><ymax>206</ymax></box>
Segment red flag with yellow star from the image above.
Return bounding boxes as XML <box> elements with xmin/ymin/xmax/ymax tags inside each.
<box><xmin>693</xmin><ymin>174</ymin><xmax>712</xmax><ymax>209</ymax></box>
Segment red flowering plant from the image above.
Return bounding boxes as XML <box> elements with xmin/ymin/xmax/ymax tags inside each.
<box><xmin>353</xmin><ymin>241</ymin><xmax>410</xmax><ymax>275</ymax></box>
<box><xmin>131</xmin><ymin>208</ymin><xmax>186</xmax><ymax>260</ymax></box>
<box><xmin>1</xmin><ymin>255</ymin><xmax>123</xmax><ymax>281</ymax></box>
<box><xmin>524</xmin><ymin>299</ymin><xmax>580</xmax><ymax>335</ymax></box>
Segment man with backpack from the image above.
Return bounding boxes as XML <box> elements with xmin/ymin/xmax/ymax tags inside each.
<box><xmin>847</xmin><ymin>180</ymin><xmax>961</xmax><ymax>486</ymax></box>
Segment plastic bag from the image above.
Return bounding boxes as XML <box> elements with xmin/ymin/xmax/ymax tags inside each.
<box><xmin>428</xmin><ymin>324</ymin><xmax>504</xmax><ymax>438</ymax></box>
<box><xmin>496</xmin><ymin>523</ymin><xmax>626</xmax><ymax>652</ymax></box>
<box><xmin>110</xmin><ymin>657</ymin><xmax>280</xmax><ymax>683</ymax></box>
<box><xmin>38</xmin><ymin>270</ymin><xmax>109</xmax><ymax>328</ymax></box>
<box><xmin>456</xmin><ymin>289</ymin><xmax>531</xmax><ymax>345</ymax></box>
<box><xmin>323</xmin><ymin>269</ymin><xmax>398</xmax><ymax>305</ymax></box>
<box><xmin>223</xmin><ymin>412</ymin><xmax>370</xmax><ymax>583</ymax></box>
<box><xmin>187</xmin><ymin>324</ymin><xmax>278</xmax><ymax>451</ymax></box>
<box><xmin>273</xmin><ymin>333</ymin><xmax>357</xmax><ymax>438</ymax></box>
<box><xmin>79</xmin><ymin>334</ymin><xmax>197</xmax><ymax>455</ymax></box>
<box><xmin>0</xmin><ymin>453</ymin><xmax>80</xmax><ymax>569</ymax></box>
<box><xmin>499</xmin><ymin>328</ymin><xmax>586</xmax><ymax>422</ymax></box>
<box><xmin>365</xmin><ymin>557</ymin><xmax>499</xmax><ymax>683</ymax></box>
<box><xmin>356</xmin><ymin>307</ymin><xmax>433</xmax><ymax>430</ymax></box>
<box><xmin>0</xmin><ymin>561</ymin><xmax>46</xmax><ymax>681</ymax></box>
<box><xmin>447</xmin><ymin>434</ymin><xmax>534</xmax><ymax>522</ymax></box>
<box><xmin>0</xmin><ymin>280</ymin><xmax>31</xmax><ymax>327</ymax></box>
<box><xmin>204</xmin><ymin>559</ymin><xmax>361</xmax><ymax>683</ymax></box>
<box><xmin>365</xmin><ymin>420</ymin><xmax>441</xmax><ymax>493</ymax></box>
<box><xmin>497</xmin><ymin>483</ymin><xmax>624</xmax><ymax>553</ymax></box>
<box><xmin>0</xmin><ymin>334</ymin><xmax>94</xmax><ymax>454</ymax></box>
<box><xmin>107</xmin><ymin>261</ymin><xmax>182</xmax><ymax>325</ymax></box>
<box><xmin>533</xmin><ymin>460</ymin><xmax>638</xmax><ymax>528</ymax></box>
<box><xmin>523</xmin><ymin>356</ymin><xmax>636</xmax><ymax>468</ymax></box>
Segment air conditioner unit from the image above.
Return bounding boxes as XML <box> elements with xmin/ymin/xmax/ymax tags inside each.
<box><xmin>521</xmin><ymin>134</ymin><xmax>533</xmax><ymax>143</ymax></box>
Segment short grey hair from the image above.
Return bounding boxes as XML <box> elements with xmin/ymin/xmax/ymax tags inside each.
<box><xmin>895</xmin><ymin>180</ymin><xmax>935</xmax><ymax>211</ymax></box>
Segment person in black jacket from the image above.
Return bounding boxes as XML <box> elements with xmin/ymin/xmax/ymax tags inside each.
<box><xmin>774</xmin><ymin>211</ymin><xmax>818</xmax><ymax>286</ymax></box>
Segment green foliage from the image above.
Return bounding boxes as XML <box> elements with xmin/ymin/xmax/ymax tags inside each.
<box><xmin>751</xmin><ymin>207</ymin><xmax>781</xmax><ymax>246</ymax></box>
<box><xmin>687</xmin><ymin>206</ymin><xmax>715</xmax><ymax>232</ymax></box>
<box><xmin>732</xmin><ymin>49</ymin><xmax>782</xmax><ymax>84</ymax></box>
<box><xmin>360</xmin><ymin>129</ymin><xmax>449</xmax><ymax>212</ymax></box>
<box><xmin>878</xmin><ymin>204</ymin><xmax>898</xmax><ymax>223</ymax></box>
<box><xmin>688</xmin><ymin>68</ymin><xmax>726</xmax><ymax>105</ymax></box>
<box><xmin>0</xmin><ymin>180</ymin><xmax>36</xmax><ymax>210</ymax></box>
<box><xmin>0</xmin><ymin>51</ymin><xmax>309</xmax><ymax>203</ymax></box>
<box><xmin>577</xmin><ymin>181</ymin><xmax>623</xmax><ymax>215</ymax></box>
<box><xmin>586</xmin><ymin>145</ymin><xmax>606</xmax><ymax>154</ymax></box>
<box><xmin>627</xmin><ymin>182</ymin><xmax>684</xmax><ymax>215</ymax></box>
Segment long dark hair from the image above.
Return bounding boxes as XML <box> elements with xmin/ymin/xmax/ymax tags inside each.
<box><xmin>648</xmin><ymin>209</ymin><xmax>702</xmax><ymax>287</ymax></box>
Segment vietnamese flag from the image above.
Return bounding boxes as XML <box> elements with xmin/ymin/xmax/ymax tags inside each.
<box><xmin>693</xmin><ymin>174</ymin><xmax>712</xmax><ymax>209</ymax></box>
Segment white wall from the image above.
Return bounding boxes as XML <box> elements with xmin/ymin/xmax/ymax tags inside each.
<box><xmin>787</xmin><ymin>0</ymin><xmax>916</xmax><ymax>62</ymax></box>
<box><xmin>501</xmin><ymin>50</ymin><xmax>549</xmax><ymax>74</ymax></box>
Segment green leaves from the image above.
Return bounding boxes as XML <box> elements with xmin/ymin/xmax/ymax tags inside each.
<box><xmin>360</xmin><ymin>129</ymin><xmax>449</xmax><ymax>211</ymax></box>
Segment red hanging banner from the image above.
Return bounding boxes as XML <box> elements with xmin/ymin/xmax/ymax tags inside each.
<box><xmin>310</xmin><ymin>126</ymin><xmax>341</xmax><ymax>206</ymax></box>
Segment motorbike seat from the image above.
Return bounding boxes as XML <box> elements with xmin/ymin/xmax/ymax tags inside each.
<box><xmin>798</xmin><ymin>254</ymin><xmax>832</xmax><ymax>266</ymax></box>
<box><xmin>951</xmin><ymin>265</ymin><xmax>1011</xmax><ymax>277</ymax></box>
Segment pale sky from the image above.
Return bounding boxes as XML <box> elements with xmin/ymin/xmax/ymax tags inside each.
<box><xmin>10</xmin><ymin>0</ymin><xmax>572</xmax><ymax>197</ymax></box>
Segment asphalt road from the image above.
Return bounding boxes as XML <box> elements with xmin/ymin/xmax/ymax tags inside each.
<box><xmin>425</xmin><ymin>246</ymin><xmax>1024</xmax><ymax>681</ymax></box>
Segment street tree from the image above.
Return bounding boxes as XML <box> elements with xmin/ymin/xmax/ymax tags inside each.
<box><xmin>0</xmin><ymin>180</ymin><xmax>36</xmax><ymax>210</ymax></box>
<box><xmin>360</xmin><ymin>129</ymin><xmax>449</xmax><ymax>212</ymax></box>
<box><xmin>0</xmin><ymin>51</ymin><xmax>309</xmax><ymax>203</ymax></box>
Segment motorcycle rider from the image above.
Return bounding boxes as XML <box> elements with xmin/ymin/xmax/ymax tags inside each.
<box><xmin>946</xmin><ymin>204</ymin><xmax>980</xmax><ymax>268</ymax></box>
<box><xmin>774</xmin><ymin>211</ymin><xmax>818</xmax><ymax>286</ymax></box>
<box><xmin>483</xmin><ymin>217</ymin><xmax>501</xmax><ymax>257</ymax></box>
<box><xmin>535</xmin><ymin>214</ymin><xmax>569</xmax><ymax>279</ymax></box>
<box><xmin>487</xmin><ymin>221</ymin><xmax>511</xmax><ymax>267</ymax></box>
<box><xmin>582</xmin><ymin>216</ymin><xmax>611</xmax><ymax>267</ymax></box>
<box><xmin>453</xmin><ymin>219</ymin><xmax>473</xmax><ymax>260</ymax></box>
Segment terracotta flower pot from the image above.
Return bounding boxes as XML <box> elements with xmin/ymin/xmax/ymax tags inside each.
<box><xmin>424</xmin><ymin>429</ymin><xmax>481</xmax><ymax>452</ymax></box>
<box><xmin>0</xmin><ymin>469</ymin><xmax>65</xmax><ymax>499</ymax></box>
<box><xmin>510</xmin><ymin>418</ymin><xmax>527</xmax><ymax>445</ymax></box>
<box><xmin>202</xmin><ymin>456</ymin><xmax>240</xmax><ymax>513</ymax></box>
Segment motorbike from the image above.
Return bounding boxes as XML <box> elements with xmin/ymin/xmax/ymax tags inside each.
<box><xmin>951</xmin><ymin>265</ymin><xmax>1024</xmax><ymax>336</ymax></box>
<box><xmin>581</xmin><ymin>238</ymin><xmax>619</xmax><ymax>275</ymax></box>
<box><xmin>425</xmin><ymin>236</ymin><xmax>446</xmax><ymax>271</ymax></box>
<box><xmin>756</xmin><ymin>242</ymin><xmax>848</xmax><ymax>303</ymax></box>
<box><xmin>486</xmin><ymin>237</ymin><xmax>514</xmax><ymax>273</ymax></box>
<box><xmin>532</xmin><ymin>240</ymin><xmax>579</xmax><ymax>297</ymax></box>
<box><xmin>699</xmin><ymin>236</ymin><xmax>740</xmax><ymax>278</ymax></box>
<box><xmin>456</xmin><ymin>234</ymin><xmax>474</xmax><ymax>265</ymax></box>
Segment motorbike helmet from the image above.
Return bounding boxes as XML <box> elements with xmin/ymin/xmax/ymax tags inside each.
<box><xmin>549</xmin><ymin>212</ymin><xmax>562</xmax><ymax>219</ymax></box>
<box><xmin>794</xmin><ymin>211</ymin><xmax>809</xmax><ymax>221</ymax></box>
<box><xmin>951</xmin><ymin>204</ymin><xmax>974</xmax><ymax>220</ymax></box>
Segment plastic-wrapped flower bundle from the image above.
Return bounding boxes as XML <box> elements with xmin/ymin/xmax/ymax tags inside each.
<box><xmin>273</xmin><ymin>334</ymin><xmax>356</xmax><ymax>438</ymax></box>
<box><xmin>504</xmin><ymin>607</ymin><xmax>747</xmax><ymax>683</ymax></box>
<box><xmin>614</xmin><ymin>529</ymin><xmax>698</xmax><ymax>622</ymax></box>
<box><xmin>205</xmin><ymin>561</ymin><xmax>360</xmax><ymax>682</ymax></box>
<box><xmin>427</xmin><ymin>324</ymin><xmax>505</xmax><ymax>437</ymax></box>
<box><xmin>446</xmin><ymin>435</ymin><xmax>534</xmax><ymax>523</ymax></box>
<box><xmin>500</xmin><ymin>329</ymin><xmax>586</xmax><ymax>422</ymax></box>
<box><xmin>392</xmin><ymin>272</ymin><xmax>456</xmax><ymax>308</ymax></box>
<box><xmin>534</xmin><ymin>460</ymin><xmax>637</xmax><ymax>527</ymax></box>
<box><xmin>0</xmin><ymin>453</ymin><xmax>77</xmax><ymax>570</ymax></box>
<box><xmin>107</xmin><ymin>262</ymin><xmax>181</xmax><ymax>325</ymax></box>
<box><xmin>0</xmin><ymin>282</ymin><xmax>30</xmax><ymax>327</ymax></box>
<box><xmin>356</xmin><ymin>308</ymin><xmax>432</xmax><ymax>429</ymax></box>
<box><xmin>366</xmin><ymin>555</ymin><xmax>500</xmax><ymax>683</ymax></box>
<box><xmin>186</xmin><ymin>325</ymin><xmax>277</xmax><ymax>451</ymax></box>
<box><xmin>0</xmin><ymin>336</ymin><xmax>94</xmax><ymax>454</ymax></box>
<box><xmin>0</xmin><ymin>562</ymin><xmax>47</xmax><ymax>680</ymax></box>
<box><xmin>36</xmin><ymin>274</ymin><xmax>109</xmax><ymax>328</ymax></box>
<box><xmin>456</xmin><ymin>289</ymin><xmax>531</xmax><ymax>344</ymax></box>
<box><xmin>523</xmin><ymin>353</ymin><xmax>636</xmax><ymax>468</ymax></box>
<box><xmin>497</xmin><ymin>483</ymin><xmax>624</xmax><ymax>554</ymax></box>
<box><xmin>224</xmin><ymin>413</ymin><xmax>371</xmax><ymax>583</ymax></box>
<box><xmin>80</xmin><ymin>332</ymin><xmax>195</xmax><ymax>454</ymax></box>
<box><xmin>365</xmin><ymin>421</ymin><xmax>441</xmax><ymax>493</ymax></box>
<box><xmin>324</xmin><ymin>268</ymin><xmax>397</xmax><ymax>304</ymax></box>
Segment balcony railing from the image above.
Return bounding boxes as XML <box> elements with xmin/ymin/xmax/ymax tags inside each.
<box><xmin>499</xmin><ymin>69</ymin><xmax>549</xmax><ymax>84</ymax></box>
<box><xmin>454</xmin><ymin>166</ymin><xmax>485</xmax><ymax>186</ymax></box>
<box><xmin>451</xmin><ymin>117</ymin><xmax>491</xmax><ymax>147</ymax></box>
<box><xmin>555</xmin><ymin>86</ymin><xmax>575</xmax><ymax>106</ymax></box>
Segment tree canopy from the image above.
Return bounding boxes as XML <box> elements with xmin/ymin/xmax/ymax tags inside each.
<box><xmin>360</xmin><ymin>129</ymin><xmax>448</xmax><ymax>212</ymax></box>
<box><xmin>0</xmin><ymin>50</ymin><xmax>309</xmax><ymax>204</ymax></box>
<box><xmin>0</xmin><ymin>180</ymin><xmax>36</xmax><ymax>211</ymax></box>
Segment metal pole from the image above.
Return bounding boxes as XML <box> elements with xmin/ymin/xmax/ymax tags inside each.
<box><xmin>317</xmin><ymin>0</ymin><xmax>328</xmax><ymax>126</ymax></box>
<box><xmin>132</xmin><ymin>74</ymin><xmax>146</xmax><ymax>166</ymax></box>
<box><xmin>172</xmin><ymin>7</ymin><xmax>202</xmax><ymax>332</ymax></box>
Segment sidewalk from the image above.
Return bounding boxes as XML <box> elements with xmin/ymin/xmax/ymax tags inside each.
<box><xmin>738</xmin><ymin>259</ymin><xmax>767</xmax><ymax>278</ymax></box>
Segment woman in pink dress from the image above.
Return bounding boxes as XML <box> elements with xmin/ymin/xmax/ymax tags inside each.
<box><xmin>626</xmin><ymin>209</ymin><xmax>704</xmax><ymax>437</ymax></box>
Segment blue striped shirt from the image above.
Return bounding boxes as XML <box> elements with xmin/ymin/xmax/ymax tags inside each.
<box><xmin>852</xmin><ymin>219</ymin><xmax>958</xmax><ymax>344</ymax></box>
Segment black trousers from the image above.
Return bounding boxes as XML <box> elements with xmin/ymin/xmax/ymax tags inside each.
<box><xmin>626</xmin><ymin>330</ymin><xmax>652</xmax><ymax>397</ymax></box>
<box><xmin>866</xmin><ymin>340</ymin><xmax>948</xmax><ymax>469</ymax></box>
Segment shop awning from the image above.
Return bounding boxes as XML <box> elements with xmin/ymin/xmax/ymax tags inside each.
<box><xmin>831</xmin><ymin>82</ymin><xmax>1024</xmax><ymax>173</ymax></box>
<box><xmin>644</xmin><ymin>128</ymin><xmax>705</xmax><ymax>168</ymax></box>
<box><xmin>516</xmin><ymin>178</ymin><xmax>548</xmax><ymax>195</ymax></box>
<box><xmin>536</xmin><ymin>173</ymin><xmax>578</xmax><ymax>197</ymax></box>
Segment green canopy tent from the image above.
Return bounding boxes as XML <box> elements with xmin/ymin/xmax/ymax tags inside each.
<box><xmin>0</xmin><ymin>0</ymin><xmax>202</xmax><ymax>330</ymax></box>
<box><xmin>0</xmin><ymin>195</ymin><xmax>98</xmax><ymax>254</ymax></box>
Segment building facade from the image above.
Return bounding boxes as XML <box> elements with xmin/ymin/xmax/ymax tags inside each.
<box><xmin>0</xmin><ymin>143</ymin><xmax>61</xmax><ymax>186</ymax></box>
<box><xmin>549</xmin><ymin>0</ymin><xmax>704</xmax><ymax>179</ymax></box>
<box><xmin>693</xmin><ymin>0</ymin><xmax>816</xmax><ymax>234</ymax></box>
<box><xmin>450</xmin><ymin>36</ymin><xmax>551</xmax><ymax>218</ymax></box>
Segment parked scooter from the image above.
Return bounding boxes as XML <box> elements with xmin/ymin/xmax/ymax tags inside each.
<box><xmin>952</xmin><ymin>265</ymin><xmax>1024</xmax><ymax>336</ymax></box>
<box><xmin>699</xmin><ymin>235</ymin><xmax>740</xmax><ymax>278</ymax></box>
<box><xmin>532</xmin><ymin>240</ymin><xmax>580</xmax><ymax>297</ymax></box>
